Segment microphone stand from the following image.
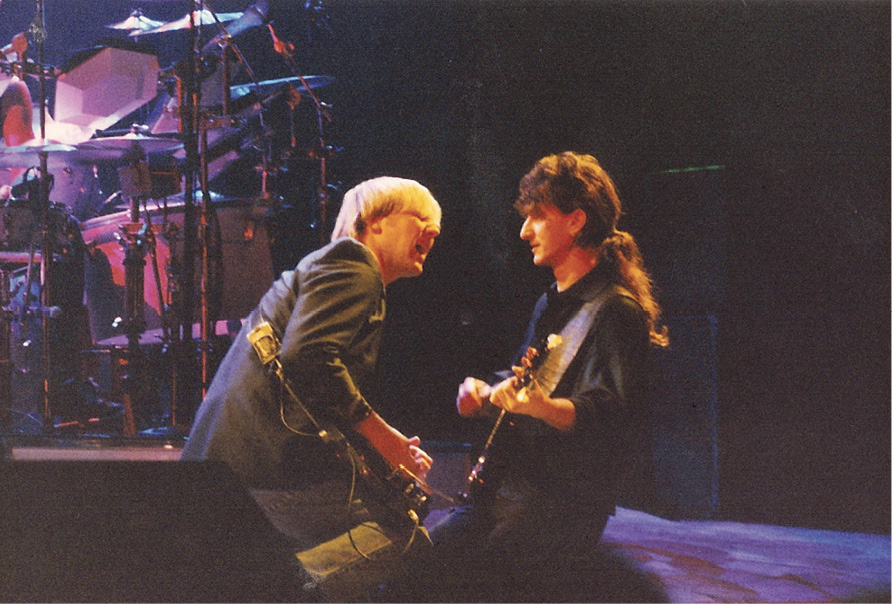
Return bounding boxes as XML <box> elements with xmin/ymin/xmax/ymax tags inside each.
<box><xmin>266</xmin><ymin>21</ymin><xmax>336</xmax><ymax>245</ymax></box>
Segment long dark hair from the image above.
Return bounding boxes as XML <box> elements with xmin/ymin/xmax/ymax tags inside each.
<box><xmin>516</xmin><ymin>152</ymin><xmax>669</xmax><ymax>347</ymax></box>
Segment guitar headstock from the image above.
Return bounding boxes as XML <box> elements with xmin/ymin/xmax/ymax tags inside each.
<box><xmin>515</xmin><ymin>333</ymin><xmax>562</xmax><ymax>391</ymax></box>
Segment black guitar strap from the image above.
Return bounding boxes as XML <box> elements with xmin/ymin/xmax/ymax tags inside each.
<box><xmin>534</xmin><ymin>284</ymin><xmax>630</xmax><ymax>397</ymax></box>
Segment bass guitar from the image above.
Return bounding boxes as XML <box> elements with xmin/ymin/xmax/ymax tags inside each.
<box><xmin>458</xmin><ymin>333</ymin><xmax>562</xmax><ymax>504</ymax></box>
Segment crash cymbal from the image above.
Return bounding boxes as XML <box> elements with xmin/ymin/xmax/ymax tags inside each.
<box><xmin>0</xmin><ymin>139</ymin><xmax>76</xmax><ymax>169</ymax></box>
<box><xmin>230</xmin><ymin>75</ymin><xmax>335</xmax><ymax>101</ymax></box>
<box><xmin>201</xmin><ymin>0</ymin><xmax>268</xmax><ymax>53</ymax></box>
<box><xmin>0</xmin><ymin>139</ymin><xmax>133</xmax><ymax>168</ymax></box>
<box><xmin>106</xmin><ymin>10</ymin><xmax>165</xmax><ymax>32</ymax></box>
<box><xmin>134</xmin><ymin>10</ymin><xmax>243</xmax><ymax>36</ymax></box>
<box><xmin>79</xmin><ymin>133</ymin><xmax>183</xmax><ymax>154</ymax></box>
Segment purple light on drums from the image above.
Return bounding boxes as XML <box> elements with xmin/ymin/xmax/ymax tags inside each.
<box><xmin>54</xmin><ymin>47</ymin><xmax>159</xmax><ymax>132</ymax></box>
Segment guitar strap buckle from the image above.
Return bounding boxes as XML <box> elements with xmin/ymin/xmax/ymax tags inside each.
<box><xmin>248</xmin><ymin>320</ymin><xmax>280</xmax><ymax>368</ymax></box>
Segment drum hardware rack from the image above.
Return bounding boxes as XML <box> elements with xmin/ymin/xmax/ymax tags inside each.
<box><xmin>0</xmin><ymin>0</ymin><xmax>338</xmax><ymax>436</ymax></box>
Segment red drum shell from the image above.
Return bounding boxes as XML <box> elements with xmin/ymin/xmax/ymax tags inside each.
<box><xmin>81</xmin><ymin>198</ymin><xmax>274</xmax><ymax>344</ymax></box>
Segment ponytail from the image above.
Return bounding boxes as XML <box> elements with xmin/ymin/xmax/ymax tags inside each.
<box><xmin>516</xmin><ymin>152</ymin><xmax>669</xmax><ymax>347</ymax></box>
<box><xmin>600</xmin><ymin>230</ymin><xmax>669</xmax><ymax>348</ymax></box>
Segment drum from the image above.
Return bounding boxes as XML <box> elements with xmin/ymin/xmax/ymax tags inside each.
<box><xmin>50</xmin><ymin>163</ymin><xmax>106</xmax><ymax>221</ymax></box>
<box><xmin>0</xmin><ymin>164</ymin><xmax>108</xmax><ymax>223</ymax></box>
<box><xmin>80</xmin><ymin>198</ymin><xmax>275</xmax><ymax>344</ymax></box>
<box><xmin>0</xmin><ymin>198</ymin><xmax>86</xmax><ymax>254</ymax></box>
<box><xmin>0</xmin><ymin>201</ymin><xmax>89</xmax><ymax>428</ymax></box>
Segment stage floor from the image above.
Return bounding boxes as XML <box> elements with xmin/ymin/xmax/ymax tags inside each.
<box><xmin>2</xmin><ymin>435</ymin><xmax>889</xmax><ymax>603</ymax></box>
<box><xmin>599</xmin><ymin>507</ymin><xmax>890</xmax><ymax>603</ymax></box>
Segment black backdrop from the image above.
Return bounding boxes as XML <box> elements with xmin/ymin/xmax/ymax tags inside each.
<box><xmin>0</xmin><ymin>0</ymin><xmax>888</xmax><ymax>534</ymax></box>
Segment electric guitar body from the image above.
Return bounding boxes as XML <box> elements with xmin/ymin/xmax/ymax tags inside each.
<box><xmin>248</xmin><ymin>320</ymin><xmax>432</xmax><ymax>530</ymax></box>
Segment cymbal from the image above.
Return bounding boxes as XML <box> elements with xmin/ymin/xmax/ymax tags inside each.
<box><xmin>79</xmin><ymin>133</ymin><xmax>183</xmax><ymax>154</ymax></box>
<box><xmin>0</xmin><ymin>139</ymin><xmax>133</xmax><ymax>168</ymax></box>
<box><xmin>230</xmin><ymin>75</ymin><xmax>335</xmax><ymax>101</ymax></box>
<box><xmin>134</xmin><ymin>10</ymin><xmax>243</xmax><ymax>36</ymax></box>
<box><xmin>201</xmin><ymin>0</ymin><xmax>268</xmax><ymax>53</ymax></box>
<box><xmin>106</xmin><ymin>10</ymin><xmax>165</xmax><ymax>32</ymax></box>
<box><xmin>0</xmin><ymin>139</ymin><xmax>76</xmax><ymax>169</ymax></box>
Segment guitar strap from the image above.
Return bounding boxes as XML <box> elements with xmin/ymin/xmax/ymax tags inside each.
<box><xmin>534</xmin><ymin>283</ymin><xmax>630</xmax><ymax>397</ymax></box>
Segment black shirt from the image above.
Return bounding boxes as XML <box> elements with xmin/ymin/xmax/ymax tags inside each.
<box><xmin>505</xmin><ymin>264</ymin><xmax>651</xmax><ymax>511</ymax></box>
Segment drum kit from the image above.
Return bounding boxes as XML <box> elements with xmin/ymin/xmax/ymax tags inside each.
<box><xmin>0</xmin><ymin>0</ymin><xmax>339</xmax><ymax>436</ymax></box>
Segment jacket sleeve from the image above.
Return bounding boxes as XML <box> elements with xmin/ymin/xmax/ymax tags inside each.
<box><xmin>278</xmin><ymin>248</ymin><xmax>382</xmax><ymax>428</ymax></box>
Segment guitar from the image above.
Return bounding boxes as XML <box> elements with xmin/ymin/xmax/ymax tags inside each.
<box><xmin>248</xmin><ymin>320</ymin><xmax>432</xmax><ymax>529</ymax></box>
<box><xmin>317</xmin><ymin>419</ymin><xmax>433</xmax><ymax>530</ymax></box>
<box><xmin>459</xmin><ymin>333</ymin><xmax>562</xmax><ymax>504</ymax></box>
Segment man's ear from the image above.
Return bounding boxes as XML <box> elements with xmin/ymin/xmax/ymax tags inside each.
<box><xmin>366</xmin><ymin>215</ymin><xmax>385</xmax><ymax>234</ymax></box>
<box><xmin>568</xmin><ymin>208</ymin><xmax>587</xmax><ymax>237</ymax></box>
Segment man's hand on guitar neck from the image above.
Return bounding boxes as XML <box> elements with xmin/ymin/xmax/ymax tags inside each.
<box><xmin>489</xmin><ymin>373</ymin><xmax>577</xmax><ymax>432</ymax></box>
<box><xmin>354</xmin><ymin>411</ymin><xmax>433</xmax><ymax>480</ymax></box>
<box><xmin>456</xmin><ymin>377</ymin><xmax>493</xmax><ymax>417</ymax></box>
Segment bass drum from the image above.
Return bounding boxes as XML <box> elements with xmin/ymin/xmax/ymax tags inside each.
<box><xmin>80</xmin><ymin>198</ymin><xmax>275</xmax><ymax>345</ymax></box>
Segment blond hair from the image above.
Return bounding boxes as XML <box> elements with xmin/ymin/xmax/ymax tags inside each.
<box><xmin>331</xmin><ymin>176</ymin><xmax>441</xmax><ymax>241</ymax></box>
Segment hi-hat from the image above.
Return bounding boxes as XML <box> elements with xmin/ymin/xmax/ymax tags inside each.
<box><xmin>106</xmin><ymin>10</ymin><xmax>165</xmax><ymax>32</ymax></box>
<box><xmin>78</xmin><ymin>133</ymin><xmax>183</xmax><ymax>154</ymax></box>
<box><xmin>230</xmin><ymin>75</ymin><xmax>335</xmax><ymax>101</ymax></box>
<box><xmin>134</xmin><ymin>10</ymin><xmax>243</xmax><ymax>35</ymax></box>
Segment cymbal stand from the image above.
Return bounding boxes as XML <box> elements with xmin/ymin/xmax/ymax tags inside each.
<box><xmin>268</xmin><ymin>21</ymin><xmax>336</xmax><ymax>244</ymax></box>
<box><xmin>168</xmin><ymin>0</ymin><xmax>263</xmax><ymax>423</ymax></box>
<box><xmin>32</xmin><ymin>0</ymin><xmax>56</xmax><ymax>432</ymax></box>
<box><xmin>164</xmin><ymin>1</ymin><xmax>201</xmax><ymax>429</ymax></box>
<box><xmin>114</xmin><ymin>147</ymin><xmax>155</xmax><ymax>435</ymax></box>
<box><xmin>142</xmin><ymin>201</ymin><xmax>171</xmax><ymax>347</ymax></box>
<box><xmin>199</xmin><ymin>2</ymin><xmax>259</xmax><ymax>396</ymax></box>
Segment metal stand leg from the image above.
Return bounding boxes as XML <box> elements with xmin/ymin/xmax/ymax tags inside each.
<box><xmin>118</xmin><ymin>218</ymin><xmax>149</xmax><ymax>436</ymax></box>
<box><xmin>0</xmin><ymin>267</ymin><xmax>12</xmax><ymax>430</ymax></box>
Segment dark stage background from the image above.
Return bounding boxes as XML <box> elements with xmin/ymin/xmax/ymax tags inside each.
<box><xmin>0</xmin><ymin>0</ymin><xmax>888</xmax><ymax>535</ymax></box>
